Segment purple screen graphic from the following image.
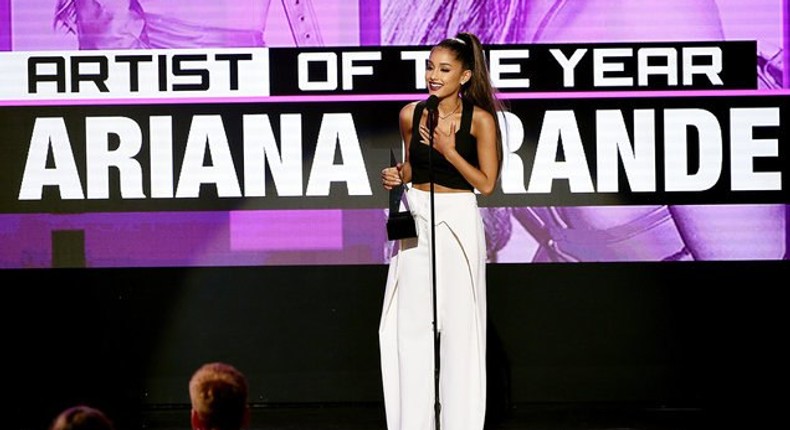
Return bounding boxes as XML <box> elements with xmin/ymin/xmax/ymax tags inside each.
<box><xmin>0</xmin><ymin>0</ymin><xmax>9</xmax><ymax>51</ymax></box>
<box><xmin>0</xmin><ymin>0</ymin><xmax>787</xmax><ymax>268</ymax></box>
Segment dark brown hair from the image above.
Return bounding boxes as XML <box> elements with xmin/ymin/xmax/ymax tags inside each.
<box><xmin>434</xmin><ymin>32</ymin><xmax>505</xmax><ymax>179</ymax></box>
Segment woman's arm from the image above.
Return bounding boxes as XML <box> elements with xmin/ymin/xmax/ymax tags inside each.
<box><xmin>397</xmin><ymin>103</ymin><xmax>415</xmax><ymax>184</ymax></box>
<box><xmin>70</xmin><ymin>0</ymin><xmax>148</xmax><ymax>49</ymax></box>
<box><xmin>382</xmin><ymin>102</ymin><xmax>415</xmax><ymax>190</ymax></box>
<box><xmin>669</xmin><ymin>204</ymin><xmax>786</xmax><ymax>260</ymax></box>
<box><xmin>609</xmin><ymin>0</ymin><xmax>725</xmax><ymax>41</ymax></box>
<box><xmin>536</xmin><ymin>0</ymin><xmax>724</xmax><ymax>43</ymax></box>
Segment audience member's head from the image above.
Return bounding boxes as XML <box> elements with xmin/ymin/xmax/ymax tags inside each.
<box><xmin>49</xmin><ymin>405</ymin><xmax>114</xmax><ymax>430</ymax></box>
<box><xmin>189</xmin><ymin>362</ymin><xmax>250</xmax><ymax>430</ymax></box>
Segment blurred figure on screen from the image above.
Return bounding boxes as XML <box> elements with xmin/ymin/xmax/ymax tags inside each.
<box><xmin>381</xmin><ymin>0</ymin><xmax>786</xmax><ymax>262</ymax></box>
<box><xmin>49</xmin><ymin>405</ymin><xmax>115</xmax><ymax>430</ymax></box>
<box><xmin>53</xmin><ymin>0</ymin><xmax>323</xmax><ymax>48</ymax></box>
<box><xmin>189</xmin><ymin>362</ymin><xmax>250</xmax><ymax>430</ymax></box>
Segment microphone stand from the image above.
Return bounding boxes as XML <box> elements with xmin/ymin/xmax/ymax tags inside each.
<box><xmin>427</xmin><ymin>104</ymin><xmax>441</xmax><ymax>430</ymax></box>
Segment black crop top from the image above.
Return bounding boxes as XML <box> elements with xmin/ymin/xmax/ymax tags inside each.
<box><xmin>409</xmin><ymin>97</ymin><xmax>477</xmax><ymax>191</ymax></box>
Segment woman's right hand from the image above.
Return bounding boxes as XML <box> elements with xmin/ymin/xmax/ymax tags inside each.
<box><xmin>381</xmin><ymin>163</ymin><xmax>403</xmax><ymax>190</ymax></box>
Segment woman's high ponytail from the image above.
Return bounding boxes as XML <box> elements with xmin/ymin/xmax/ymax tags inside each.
<box><xmin>436</xmin><ymin>32</ymin><xmax>506</xmax><ymax>180</ymax></box>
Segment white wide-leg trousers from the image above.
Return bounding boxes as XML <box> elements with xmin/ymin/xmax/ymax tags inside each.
<box><xmin>380</xmin><ymin>188</ymin><xmax>487</xmax><ymax>430</ymax></box>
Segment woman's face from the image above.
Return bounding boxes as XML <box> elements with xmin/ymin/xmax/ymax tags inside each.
<box><xmin>425</xmin><ymin>47</ymin><xmax>469</xmax><ymax>98</ymax></box>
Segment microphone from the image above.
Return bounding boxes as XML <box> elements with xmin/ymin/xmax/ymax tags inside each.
<box><xmin>426</xmin><ymin>94</ymin><xmax>439</xmax><ymax>111</ymax></box>
<box><xmin>426</xmin><ymin>95</ymin><xmax>439</xmax><ymax>132</ymax></box>
<box><xmin>423</xmin><ymin>93</ymin><xmax>441</xmax><ymax>430</ymax></box>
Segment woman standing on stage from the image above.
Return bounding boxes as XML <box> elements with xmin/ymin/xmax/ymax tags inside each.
<box><xmin>379</xmin><ymin>32</ymin><xmax>504</xmax><ymax>430</ymax></box>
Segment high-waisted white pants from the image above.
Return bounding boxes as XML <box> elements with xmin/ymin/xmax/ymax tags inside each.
<box><xmin>379</xmin><ymin>188</ymin><xmax>487</xmax><ymax>430</ymax></box>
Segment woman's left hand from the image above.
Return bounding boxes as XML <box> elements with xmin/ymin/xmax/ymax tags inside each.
<box><xmin>419</xmin><ymin>122</ymin><xmax>457</xmax><ymax>157</ymax></box>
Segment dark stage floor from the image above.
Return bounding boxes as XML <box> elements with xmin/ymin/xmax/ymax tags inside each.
<box><xmin>135</xmin><ymin>402</ymin><xmax>746</xmax><ymax>430</ymax></box>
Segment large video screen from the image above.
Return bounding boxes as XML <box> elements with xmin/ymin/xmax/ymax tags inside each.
<box><xmin>1</xmin><ymin>0</ymin><xmax>787</xmax><ymax>268</ymax></box>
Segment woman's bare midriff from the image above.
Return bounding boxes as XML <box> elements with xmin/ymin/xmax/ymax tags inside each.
<box><xmin>412</xmin><ymin>183</ymin><xmax>473</xmax><ymax>193</ymax></box>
